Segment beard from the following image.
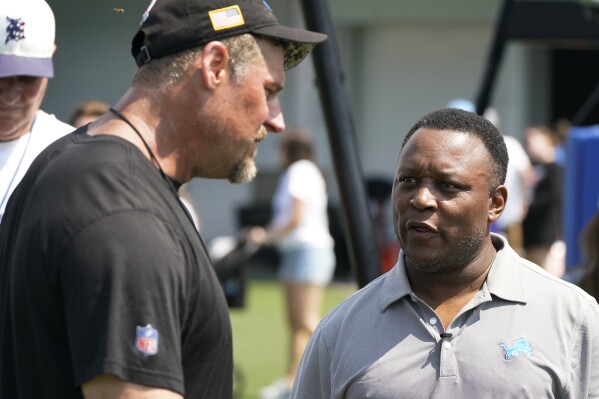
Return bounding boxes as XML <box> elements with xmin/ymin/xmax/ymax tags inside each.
<box><xmin>228</xmin><ymin>156</ymin><xmax>257</xmax><ymax>184</ymax></box>
<box><xmin>228</xmin><ymin>145</ymin><xmax>257</xmax><ymax>184</ymax></box>
<box><xmin>227</xmin><ymin>127</ymin><xmax>267</xmax><ymax>184</ymax></box>
<box><xmin>403</xmin><ymin>226</ymin><xmax>487</xmax><ymax>274</ymax></box>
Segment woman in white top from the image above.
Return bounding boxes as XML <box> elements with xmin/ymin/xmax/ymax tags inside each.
<box><xmin>249</xmin><ymin>129</ymin><xmax>335</xmax><ymax>399</ymax></box>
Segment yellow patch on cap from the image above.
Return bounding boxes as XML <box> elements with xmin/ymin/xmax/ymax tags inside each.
<box><xmin>208</xmin><ymin>5</ymin><xmax>245</xmax><ymax>31</ymax></box>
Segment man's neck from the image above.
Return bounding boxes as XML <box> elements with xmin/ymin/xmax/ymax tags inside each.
<box><xmin>407</xmin><ymin>242</ymin><xmax>497</xmax><ymax>327</ymax></box>
<box><xmin>88</xmin><ymin>99</ymin><xmax>190</xmax><ymax>184</ymax></box>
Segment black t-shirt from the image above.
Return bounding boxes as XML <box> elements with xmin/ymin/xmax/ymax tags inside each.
<box><xmin>0</xmin><ymin>131</ymin><xmax>233</xmax><ymax>398</ymax></box>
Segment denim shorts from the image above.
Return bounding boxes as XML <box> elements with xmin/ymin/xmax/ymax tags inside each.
<box><xmin>278</xmin><ymin>246</ymin><xmax>336</xmax><ymax>285</ymax></box>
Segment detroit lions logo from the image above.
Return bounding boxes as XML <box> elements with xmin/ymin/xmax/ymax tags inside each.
<box><xmin>5</xmin><ymin>17</ymin><xmax>25</xmax><ymax>45</ymax></box>
<box><xmin>499</xmin><ymin>338</ymin><xmax>532</xmax><ymax>360</ymax></box>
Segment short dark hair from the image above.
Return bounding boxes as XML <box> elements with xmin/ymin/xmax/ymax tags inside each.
<box><xmin>402</xmin><ymin>108</ymin><xmax>509</xmax><ymax>188</ymax></box>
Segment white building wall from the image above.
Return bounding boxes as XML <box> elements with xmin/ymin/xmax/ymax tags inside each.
<box><xmin>354</xmin><ymin>23</ymin><xmax>494</xmax><ymax>177</ymax></box>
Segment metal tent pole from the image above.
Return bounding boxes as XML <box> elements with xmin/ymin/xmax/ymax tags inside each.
<box><xmin>475</xmin><ymin>0</ymin><xmax>512</xmax><ymax>115</ymax></box>
<box><xmin>300</xmin><ymin>0</ymin><xmax>381</xmax><ymax>287</ymax></box>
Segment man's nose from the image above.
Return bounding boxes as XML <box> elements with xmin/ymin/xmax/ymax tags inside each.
<box><xmin>410</xmin><ymin>185</ymin><xmax>437</xmax><ymax>210</ymax></box>
<box><xmin>265</xmin><ymin>102</ymin><xmax>285</xmax><ymax>133</ymax></box>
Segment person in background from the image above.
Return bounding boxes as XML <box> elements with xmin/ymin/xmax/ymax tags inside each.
<box><xmin>69</xmin><ymin>99</ymin><xmax>110</xmax><ymax>128</ymax></box>
<box><xmin>0</xmin><ymin>0</ymin><xmax>326</xmax><ymax>397</ymax></box>
<box><xmin>483</xmin><ymin>107</ymin><xmax>534</xmax><ymax>255</ymax></box>
<box><xmin>522</xmin><ymin>124</ymin><xmax>564</xmax><ymax>275</ymax></box>
<box><xmin>553</xmin><ymin>117</ymin><xmax>570</xmax><ymax>167</ymax></box>
<box><xmin>291</xmin><ymin>108</ymin><xmax>599</xmax><ymax>398</ymax></box>
<box><xmin>247</xmin><ymin>129</ymin><xmax>336</xmax><ymax>399</ymax></box>
<box><xmin>366</xmin><ymin>176</ymin><xmax>399</xmax><ymax>273</ymax></box>
<box><xmin>0</xmin><ymin>0</ymin><xmax>73</xmax><ymax>222</ymax></box>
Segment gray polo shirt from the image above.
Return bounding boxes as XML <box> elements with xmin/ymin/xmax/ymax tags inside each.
<box><xmin>291</xmin><ymin>234</ymin><xmax>599</xmax><ymax>399</ymax></box>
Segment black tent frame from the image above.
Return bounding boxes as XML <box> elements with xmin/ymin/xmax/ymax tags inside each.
<box><xmin>474</xmin><ymin>0</ymin><xmax>599</xmax><ymax>117</ymax></box>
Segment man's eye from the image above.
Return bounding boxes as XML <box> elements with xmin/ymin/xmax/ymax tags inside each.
<box><xmin>439</xmin><ymin>181</ymin><xmax>457</xmax><ymax>189</ymax></box>
<box><xmin>398</xmin><ymin>177</ymin><xmax>416</xmax><ymax>184</ymax></box>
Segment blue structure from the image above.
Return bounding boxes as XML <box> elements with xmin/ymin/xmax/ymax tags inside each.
<box><xmin>564</xmin><ymin>126</ymin><xmax>599</xmax><ymax>269</ymax></box>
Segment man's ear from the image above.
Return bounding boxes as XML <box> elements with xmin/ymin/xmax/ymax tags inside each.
<box><xmin>488</xmin><ymin>184</ymin><xmax>507</xmax><ymax>223</ymax></box>
<box><xmin>199</xmin><ymin>41</ymin><xmax>229</xmax><ymax>90</ymax></box>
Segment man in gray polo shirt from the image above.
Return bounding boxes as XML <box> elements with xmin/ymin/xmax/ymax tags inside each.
<box><xmin>291</xmin><ymin>108</ymin><xmax>599</xmax><ymax>399</ymax></box>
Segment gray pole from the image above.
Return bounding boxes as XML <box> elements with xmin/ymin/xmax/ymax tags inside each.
<box><xmin>475</xmin><ymin>0</ymin><xmax>512</xmax><ymax>115</ymax></box>
<box><xmin>300</xmin><ymin>0</ymin><xmax>381</xmax><ymax>287</ymax></box>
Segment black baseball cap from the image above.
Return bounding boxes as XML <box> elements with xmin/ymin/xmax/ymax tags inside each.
<box><xmin>132</xmin><ymin>0</ymin><xmax>327</xmax><ymax>70</ymax></box>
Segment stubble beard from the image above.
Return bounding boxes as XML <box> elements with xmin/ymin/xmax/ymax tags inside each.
<box><xmin>403</xmin><ymin>226</ymin><xmax>487</xmax><ymax>274</ymax></box>
<box><xmin>228</xmin><ymin>127</ymin><xmax>267</xmax><ymax>184</ymax></box>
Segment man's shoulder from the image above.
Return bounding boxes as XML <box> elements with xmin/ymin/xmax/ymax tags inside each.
<box><xmin>42</xmin><ymin>132</ymin><xmax>143</xmax><ymax>170</ymax></box>
<box><xmin>492</xmin><ymin>234</ymin><xmax>590</xmax><ymax>301</ymax></box>
<box><xmin>496</xmin><ymin>251</ymin><xmax>599</xmax><ymax>320</ymax></box>
<box><xmin>519</xmin><ymin>257</ymin><xmax>596</xmax><ymax>303</ymax></box>
<box><xmin>320</xmin><ymin>272</ymin><xmax>390</xmax><ymax>329</ymax></box>
<box><xmin>16</xmin><ymin>134</ymin><xmax>164</xmax><ymax>231</ymax></box>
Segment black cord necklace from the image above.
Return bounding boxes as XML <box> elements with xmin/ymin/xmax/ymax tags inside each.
<box><xmin>107</xmin><ymin>107</ymin><xmax>202</xmax><ymax>226</ymax></box>
<box><xmin>109</xmin><ymin>107</ymin><xmax>170</xmax><ymax>182</ymax></box>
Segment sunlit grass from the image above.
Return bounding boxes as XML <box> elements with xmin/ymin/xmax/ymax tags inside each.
<box><xmin>230</xmin><ymin>279</ymin><xmax>357</xmax><ymax>399</ymax></box>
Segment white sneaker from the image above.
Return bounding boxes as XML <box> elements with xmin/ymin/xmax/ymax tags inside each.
<box><xmin>258</xmin><ymin>378</ymin><xmax>291</xmax><ymax>399</ymax></box>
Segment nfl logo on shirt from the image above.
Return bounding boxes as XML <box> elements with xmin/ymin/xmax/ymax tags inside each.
<box><xmin>135</xmin><ymin>324</ymin><xmax>159</xmax><ymax>356</ymax></box>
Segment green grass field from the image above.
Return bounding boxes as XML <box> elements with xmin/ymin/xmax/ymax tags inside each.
<box><xmin>229</xmin><ymin>279</ymin><xmax>357</xmax><ymax>399</ymax></box>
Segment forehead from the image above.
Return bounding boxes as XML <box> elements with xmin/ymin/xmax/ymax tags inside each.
<box><xmin>398</xmin><ymin>128</ymin><xmax>492</xmax><ymax>175</ymax></box>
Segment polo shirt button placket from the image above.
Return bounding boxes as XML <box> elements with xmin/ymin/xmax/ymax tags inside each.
<box><xmin>439</xmin><ymin>335</ymin><xmax>457</xmax><ymax>378</ymax></box>
<box><xmin>427</xmin><ymin>317</ymin><xmax>444</xmax><ymax>338</ymax></box>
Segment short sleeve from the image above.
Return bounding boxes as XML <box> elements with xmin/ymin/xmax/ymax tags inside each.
<box><xmin>59</xmin><ymin>211</ymin><xmax>186</xmax><ymax>394</ymax></box>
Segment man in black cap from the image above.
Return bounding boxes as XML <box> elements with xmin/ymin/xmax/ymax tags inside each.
<box><xmin>0</xmin><ymin>0</ymin><xmax>326</xmax><ymax>398</ymax></box>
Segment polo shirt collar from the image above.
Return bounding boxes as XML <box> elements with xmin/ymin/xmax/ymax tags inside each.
<box><xmin>485</xmin><ymin>233</ymin><xmax>527</xmax><ymax>304</ymax></box>
<box><xmin>379</xmin><ymin>233</ymin><xmax>527</xmax><ymax>312</ymax></box>
<box><xmin>380</xmin><ymin>254</ymin><xmax>413</xmax><ymax>312</ymax></box>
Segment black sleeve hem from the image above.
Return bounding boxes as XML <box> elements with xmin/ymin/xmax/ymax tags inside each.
<box><xmin>75</xmin><ymin>360</ymin><xmax>184</xmax><ymax>395</ymax></box>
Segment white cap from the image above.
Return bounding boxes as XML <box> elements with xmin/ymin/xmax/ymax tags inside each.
<box><xmin>0</xmin><ymin>0</ymin><xmax>55</xmax><ymax>78</ymax></box>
